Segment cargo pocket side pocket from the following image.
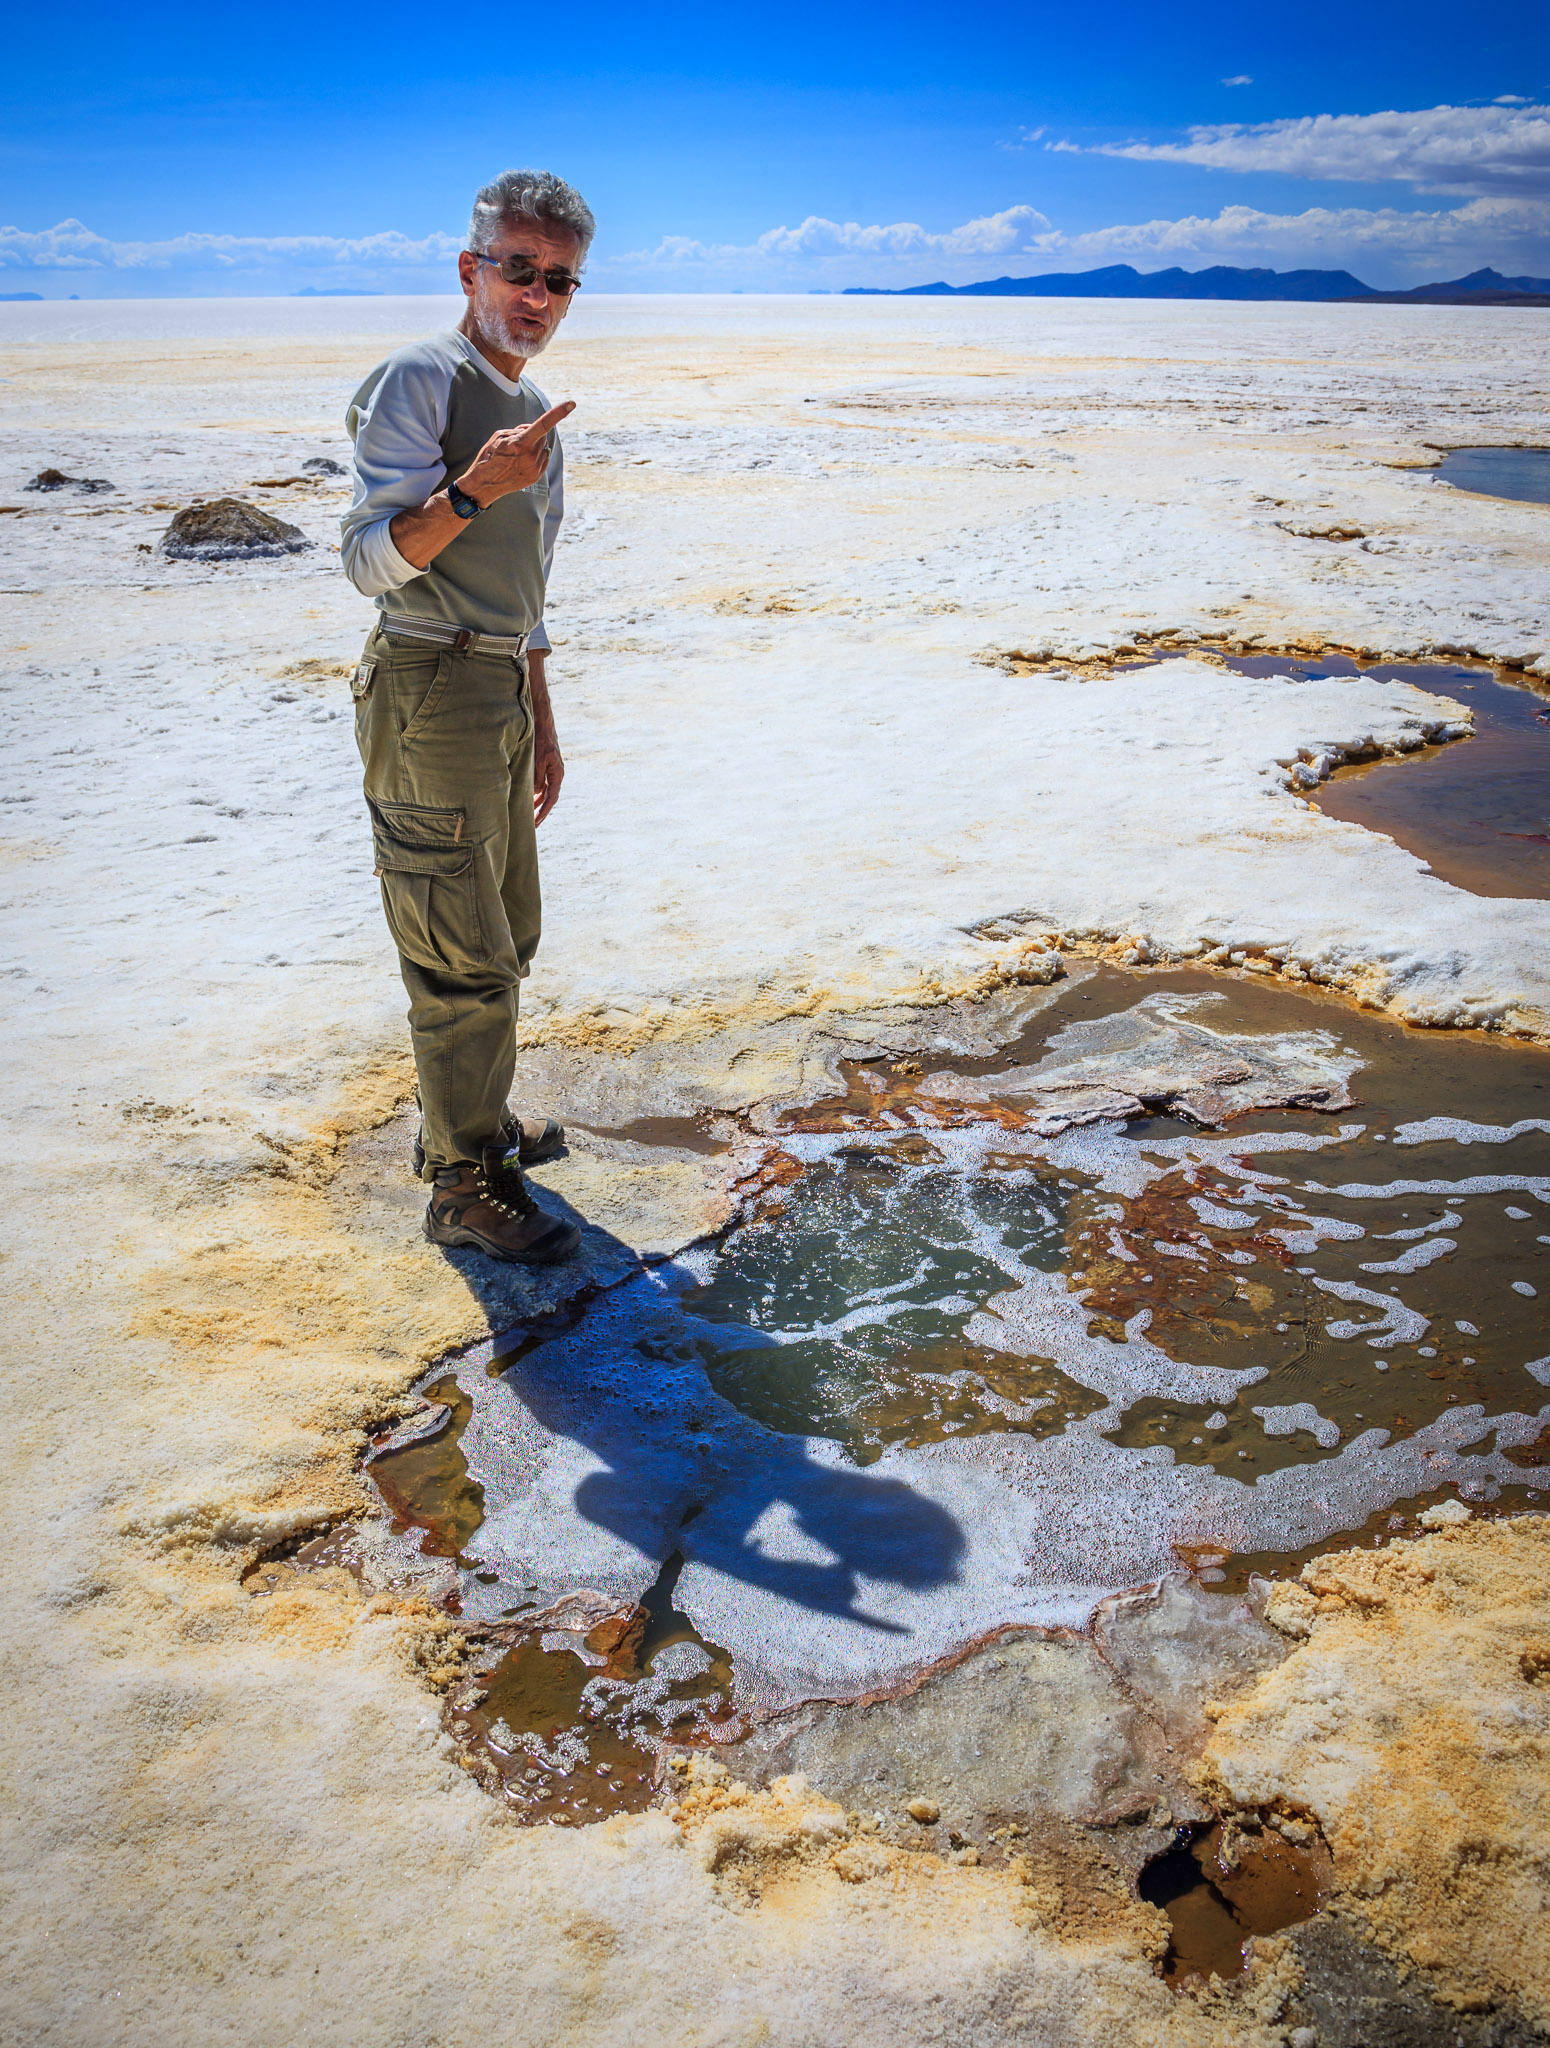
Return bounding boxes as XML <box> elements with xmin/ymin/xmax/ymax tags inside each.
<box><xmin>367</xmin><ymin>798</ymin><xmax>488</xmax><ymax>973</ymax></box>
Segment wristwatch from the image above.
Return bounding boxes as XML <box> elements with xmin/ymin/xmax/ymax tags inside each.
<box><xmin>447</xmin><ymin>478</ymin><xmax>484</xmax><ymax>520</ymax></box>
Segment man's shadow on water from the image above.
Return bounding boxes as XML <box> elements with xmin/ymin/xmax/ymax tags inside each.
<box><xmin>436</xmin><ymin>1189</ymin><xmax>965</xmax><ymax>1637</ymax></box>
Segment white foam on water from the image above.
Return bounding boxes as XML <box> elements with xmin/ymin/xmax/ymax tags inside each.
<box><xmin>1305</xmin><ymin>1275</ymin><xmax>1432</xmax><ymax>1346</ymax></box>
<box><xmin>1359</xmin><ymin>1237</ymin><xmax>1456</xmax><ymax>1274</ymax></box>
<box><xmin>1393</xmin><ymin>1118</ymin><xmax>1550</xmax><ymax>1146</ymax></box>
<box><xmin>1269</xmin><ymin>1214</ymin><xmax>1367</xmax><ymax>1253</ymax></box>
<box><xmin>1307</xmin><ymin>1174</ymin><xmax>1550</xmax><ymax>1200</ymax></box>
<box><xmin>1192</xmin><ymin>1198</ymin><xmax>1259</xmax><ymax>1228</ymax></box>
<box><xmin>1253</xmin><ymin>1403</ymin><xmax>1342</xmax><ymax>1450</ymax></box>
<box><xmin>1375</xmin><ymin>1211</ymin><xmax>1463</xmax><ymax>1240</ymax></box>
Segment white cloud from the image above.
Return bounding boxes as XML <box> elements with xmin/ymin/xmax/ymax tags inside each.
<box><xmin>1078</xmin><ymin>102</ymin><xmax>1550</xmax><ymax>196</ymax></box>
<box><xmin>1221</xmin><ymin>76</ymin><xmax>1254</xmax><ymax>87</ymax></box>
<box><xmin>0</xmin><ymin>218</ymin><xmax>461</xmax><ymax>272</ymax></box>
<box><xmin>601</xmin><ymin>193</ymin><xmax>1549</xmax><ymax>290</ymax></box>
<box><xmin>623</xmin><ymin>206</ymin><xmax>1051</xmax><ymax>271</ymax></box>
<box><xmin>1023</xmin><ymin>195</ymin><xmax>1550</xmax><ymax>264</ymax></box>
<box><xmin>8</xmin><ymin>191</ymin><xmax>1548</xmax><ymax>301</ymax></box>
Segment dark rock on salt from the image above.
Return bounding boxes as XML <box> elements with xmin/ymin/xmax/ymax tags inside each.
<box><xmin>26</xmin><ymin>468</ymin><xmax>116</xmax><ymax>493</ymax></box>
<box><xmin>160</xmin><ymin>497</ymin><xmax>311</xmax><ymax>561</ymax></box>
<box><xmin>302</xmin><ymin>456</ymin><xmax>346</xmax><ymax>476</ymax></box>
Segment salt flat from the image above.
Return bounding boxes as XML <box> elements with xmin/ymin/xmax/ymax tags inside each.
<box><xmin>1</xmin><ymin>294</ymin><xmax>1547</xmax><ymax>2044</ymax></box>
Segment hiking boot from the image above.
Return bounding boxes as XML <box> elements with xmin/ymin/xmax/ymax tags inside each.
<box><xmin>411</xmin><ymin>1110</ymin><xmax>565</xmax><ymax>1179</ymax></box>
<box><xmin>423</xmin><ymin>1146</ymin><xmax>581</xmax><ymax>1264</ymax></box>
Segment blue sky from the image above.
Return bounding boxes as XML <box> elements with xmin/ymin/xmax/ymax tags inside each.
<box><xmin>3</xmin><ymin>0</ymin><xmax>1547</xmax><ymax>293</ymax></box>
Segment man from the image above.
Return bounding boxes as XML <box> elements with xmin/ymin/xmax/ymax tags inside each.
<box><xmin>341</xmin><ymin>169</ymin><xmax>592</xmax><ymax>1264</ymax></box>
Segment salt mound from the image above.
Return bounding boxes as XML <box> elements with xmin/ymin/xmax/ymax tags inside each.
<box><xmin>160</xmin><ymin>497</ymin><xmax>310</xmax><ymax>560</ymax></box>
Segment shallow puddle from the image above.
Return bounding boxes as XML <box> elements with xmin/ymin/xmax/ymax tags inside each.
<box><xmin>761</xmin><ymin>970</ymin><xmax>1549</xmax><ymax>1503</ymax></box>
<box><xmin>448</xmin><ymin>1554</ymin><xmax>736</xmax><ymax>1825</ymax></box>
<box><xmin>352</xmin><ymin>966</ymin><xmax>1545</xmax><ymax>1824</ymax></box>
<box><xmin>572</xmin><ymin>1113</ymin><xmax>731</xmax><ymax>1155</ymax></box>
<box><xmin>1436</xmin><ymin>444</ymin><xmax>1550</xmax><ymax>505</ymax></box>
<box><xmin>1141</xmin><ymin>1822</ymin><xmax>1329</xmax><ymax>1988</ymax></box>
<box><xmin>367</xmin><ymin>1375</ymin><xmax>485</xmax><ymax>1560</ymax></box>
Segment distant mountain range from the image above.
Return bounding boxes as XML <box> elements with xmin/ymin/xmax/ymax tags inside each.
<box><xmin>843</xmin><ymin>265</ymin><xmax>1550</xmax><ymax>304</ymax></box>
<box><xmin>1340</xmin><ymin>268</ymin><xmax>1550</xmax><ymax>305</ymax></box>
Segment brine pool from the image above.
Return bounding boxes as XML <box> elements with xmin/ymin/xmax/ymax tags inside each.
<box><xmin>341</xmin><ymin>968</ymin><xmax>1548</xmax><ymax>1834</ymax></box>
<box><xmin>1131</xmin><ymin>649</ymin><xmax>1550</xmax><ymax>900</ymax></box>
<box><xmin>1435</xmin><ymin>444</ymin><xmax>1550</xmax><ymax>506</ymax></box>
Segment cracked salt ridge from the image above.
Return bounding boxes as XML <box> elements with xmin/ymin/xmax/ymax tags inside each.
<box><xmin>420</xmin><ymin>1022</ymin><xmax>1547</xmax><ymax>1720</ymax></box>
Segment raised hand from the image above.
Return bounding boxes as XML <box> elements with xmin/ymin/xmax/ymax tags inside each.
<box><xmin>387</xmin><ymin>400</ymin><xmax>577</xmax><ymax>570</ymax></box>
<box><xmin>457</xmin><ymin>402</ymin><xmax>575</xmax><ymax>506</ymax></box>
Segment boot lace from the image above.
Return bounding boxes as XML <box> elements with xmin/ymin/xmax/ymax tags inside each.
<box><xmin>480</xmin><ymin>1145</ymin><xmax>537</xmax><ymax>1219</ymax></box>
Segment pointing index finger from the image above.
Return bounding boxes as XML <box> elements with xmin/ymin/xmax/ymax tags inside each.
<box><xmin>521</xmin><ymin>401</ymin><xmax>575</xmax><ymax>446</ymax></box>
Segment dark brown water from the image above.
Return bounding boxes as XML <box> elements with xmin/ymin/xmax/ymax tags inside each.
<box><xmin>1128</xmin><ymin>647</ymin><xmax>1550</xmax><ymax>899</ymax></box>
<box><xmin>448</xmin><ymin>1554</ymin><xmax>736</xmax><ymax>1825</ymax></box>
<box><xmin>1077</xmin><ymin>970</ymin><xmax>1549</xmax><ymax>1470</ymax></box>
<box><xmin>1141</xmin><ymin>1822</ymin><xmax>1329</xmax><ymax>1988</ymax></box>
<box><xmin>1310</xmin><ymin>666</ymin><xmax>1550</xmax><ymax>898</ymax></box>
<box><xmin>367</xmin><ymin>1376</ymin><xmax>485</xmax><ymax>1560</ymax></box>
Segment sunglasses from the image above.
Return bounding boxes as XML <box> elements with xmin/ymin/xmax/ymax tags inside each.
<box><xmin>467</xmin><ymin>252</ymin><xmax>583</xmax><ymax>299</ymax></box>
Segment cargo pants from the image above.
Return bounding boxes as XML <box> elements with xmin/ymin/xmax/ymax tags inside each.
<box><xmin>353</xmin><ymin>620</ymin><xmax>539</xmax><ymax>1179</ymax></box>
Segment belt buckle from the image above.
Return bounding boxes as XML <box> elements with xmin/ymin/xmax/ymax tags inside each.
<box><xmin>452</xmin><ymin>628</ymin><xmax>474</xmax><ymax>653</ymax></box>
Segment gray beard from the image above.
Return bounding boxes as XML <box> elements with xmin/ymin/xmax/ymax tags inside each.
<box><xmin>474</xmin><ymin>277</ymin><xmax>553</xmax><ymax>360</ymax></box>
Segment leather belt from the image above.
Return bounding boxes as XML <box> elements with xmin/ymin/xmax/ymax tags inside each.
<box><xmin>379</xmin><ymin>610</ymin><xmax>532</xmax><ymax>657</ymax></box>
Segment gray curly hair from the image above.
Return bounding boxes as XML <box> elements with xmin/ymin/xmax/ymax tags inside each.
<box><xmin>468</xmin><ymin>169</ymin><xmax>596</xmax><ymax>264</ymax></box>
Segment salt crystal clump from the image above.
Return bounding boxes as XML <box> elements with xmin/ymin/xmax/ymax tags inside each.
<box><xmin>1263</xmin><ymin>1582</ymin><xmax>1318</xmax><ymax>1638</ymax></box>
<box><xmin>1419</xmin><ymin>1498</ymin><xmax>1472</xmax><ymax>1529</ymax></box>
